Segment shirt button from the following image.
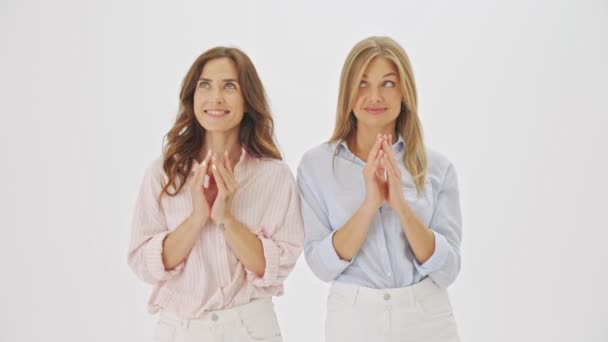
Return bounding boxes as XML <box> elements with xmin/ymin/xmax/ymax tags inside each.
<box><xmin>211</xmin><ymin>313</ymin><xmax>219</xmax><ymax>321</ymax></box>
<box><xmin>384</xmin><ymin>293</ymin><xmax>391</xmax><ymax>301</ymax></box>
<box><xmin>387</xmin><ymin>272</ymin><xmax>392</xmax><ymax>277</ymax></box>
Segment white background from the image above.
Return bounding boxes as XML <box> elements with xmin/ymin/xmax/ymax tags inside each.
<box><xmin>1</xmin><ymin>0</ymin><xmax>607</xmax><ymax>341</ymax></box>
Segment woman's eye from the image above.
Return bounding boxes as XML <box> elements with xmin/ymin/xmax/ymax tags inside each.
<box><xmin>225</xmin><ymin>82</ymin><xmax>236</xmax><ymax>89</ymax></box>
<box><xmin>359</xmin><ymin>80</ymin><xmax>368</xmax><ymax>88</ymax></box>
<box><xmin>198</xmin><ymin>81</ymin><xmax>210</xmax><ymax>88</ymax></box>
<box><xmin>383</xmin><ymin>80</ymin><xmax>395</xmax><ymax>87</ymax></box>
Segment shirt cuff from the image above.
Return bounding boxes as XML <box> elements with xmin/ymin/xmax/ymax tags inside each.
<box><xmin>318</xmin><ymin>230</ymin><xmax>354</xmax><ymax>276</ymax></box>
<box><xmin>248</xmin><ymin>235</ymin><xmax>281</xmax><ymax>287</ymax></box>
<box><xmin>143</xmin><ymin>231</ymin><xmax>185</xmax><ymax>282</ymax></box>
<box><xmin>413</xmin><ymin>231</ymin><xmax>449</xmax><ymax>276</ymax></box>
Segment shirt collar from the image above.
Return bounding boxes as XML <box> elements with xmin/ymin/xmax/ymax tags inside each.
<box><xmin>337</xmin><ymin>134</ymin><xmax>406</xmax><ymax>156</ymax></box>
<box><xmin>190</xmin><ymin>147</ymin><xmax>249</xmax><ymax>173</ymax></box>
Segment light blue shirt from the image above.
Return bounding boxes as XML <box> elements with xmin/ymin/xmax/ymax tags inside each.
<box><xmin>297</xmin><ymin>136</ymin><xmax>462</xmax><ymax>289</ymax></box>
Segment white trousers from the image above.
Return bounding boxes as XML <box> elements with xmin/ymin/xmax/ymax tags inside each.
<box><xmin>325</xmin><ymin>277</ymin><xmax>460</xmax><ymax>342</ymax></box>
<box><xmin>155</xmin><ymin>297</ymin><xmax>282</xmax><ymax>342</ymax></box>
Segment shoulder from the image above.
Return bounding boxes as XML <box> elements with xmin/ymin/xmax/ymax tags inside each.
<box><xmin>425</xmin><ymin>147</ymin><xmax>458</xmax><ymax>186</ymax></box>
<box><xmin>301</xmin><ymin>142</ymin><xmax>335</xmax><ymax>161</ymax></box>
<box><xmin>300</xmin><ymin>142</ymin><xmax>337</xmax><ymax>165</ymax></box>
<box><xmin>142</xmin><ymin>156</ymin><xmax>166</xmax><ymax>182</ymax></box>
<box><xmin>298</xmin><ymin>142</ymin><xmax>336</xmax><ymax>172</ymax></box>
<box><xmin>254</xmin><ymin>157</ymin><xmax>292</xmax><ymax>174</ymax></box>
<box><xmin>135</xmin><ymin>156</ymin><xmax>167</xmax><ymax>196</ymax></box>
<box><xmin>251</xmin><ymin>157</ymin><xmax>296</xmax><ymax>186</ymax></box>
<box><xmin>426</xmin><ymin>148</ymin><xmax>452</xmax><ymax>172</ymax></box>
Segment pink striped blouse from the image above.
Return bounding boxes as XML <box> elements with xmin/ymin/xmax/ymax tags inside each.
<box><xmin>128</xmin><ymin>150</ymin><xmax>304</xmax><ymax>319</ymax></box>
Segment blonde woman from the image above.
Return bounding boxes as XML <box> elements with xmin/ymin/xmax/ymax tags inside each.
<box><xmin>298</xmin><ymin>37</ymin><xmax>462</xmax><ymax>341</ymax></box>
<box><xmin>128</xmin><ymin>47</ymin><xmax>303</xmax><ymax>342</ymax></box>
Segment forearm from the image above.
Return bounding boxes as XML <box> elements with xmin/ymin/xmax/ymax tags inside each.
<box><xmin>162</xmin><ymin>215</ymin><xmax>206</xmax><ymax>270</ymax></box>
<box><xmin>397</xmin><ymin>203</ymin><xmax>435</xmax><ymax>264</ymax></box>
<box><xmin>332</xmin><ymin>200</ymin><xmax>378</xmax><ymax>261</ymax></box>
<box><xmin>222</xmin><ymin>215</ymin><xmax>266</xmax><ymax>277</ymax></box>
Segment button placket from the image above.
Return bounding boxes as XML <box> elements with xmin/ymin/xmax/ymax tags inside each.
<box><xmin>378</xmin><ymin>206</ymin><xmax>396</xmax><ymax>287</ymax></box>
<box><xmin>216</xmin><ymin>230</ymin><xmax>231</xmax><ymax>287</ymax></box>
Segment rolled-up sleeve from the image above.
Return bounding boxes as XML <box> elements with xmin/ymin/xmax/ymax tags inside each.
<box><xmin>127</xmin><ymin>161</ymin><xmax>185</xmax><ymax>284</ymax></box>
<box><xmin>417</xmin><ymin>164</ymin><xmax>462</xmax><ymax>288</ymax></box>
<box><xmin>297</xmin><ymin>162</ymin><xmax>353</xmax><ymax>282</ymax></box>
<box><xmin>246</xmin><ymin>171</ymin><xmax>305</xmax><ymax>288</ymax></box>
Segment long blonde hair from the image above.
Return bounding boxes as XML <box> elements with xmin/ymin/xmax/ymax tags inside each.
<box><xmin>160</xmin><ymin>47</ymin><xmax>281</xmax><ymax>200</ymax></box>
<box><xmin>329</xmin><ymin>36</ymin><xmax>428</xmax><ymax>192</ymax></box>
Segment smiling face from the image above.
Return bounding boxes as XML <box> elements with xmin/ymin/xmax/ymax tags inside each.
<box><xmin>351</xmin><ymin>56</ymin><xmax>402</xmax><ymax>131</ymax></box>
<box><xmin>193</xmin><ymin>57</ymin><xmax>245</xmax><ymax>133</ymax></box>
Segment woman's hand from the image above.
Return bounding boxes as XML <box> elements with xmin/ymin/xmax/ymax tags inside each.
<box><xmin>362</xmin><ymin>134</ymin><xmax>388</xmax><ymax>209</ymax></box>
<box><xmin>188</xmin><ymin>149</ymin><xmax>214</xmax><ymax>226</ymax></box>
<box><xmin>210</xmin><ymin>151</ymin><xmax>238</xmax><ymax>224</ymax></box>
<box><xmin>381</xmin><ymin>134</ymin><xmax>408</xmax><ymax>212</ymax></box>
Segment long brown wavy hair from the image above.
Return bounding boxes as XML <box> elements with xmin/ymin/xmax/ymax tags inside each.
<box><xmin>329</xmin><ymin>36</ymin><xmax>428</xmax><ymax>193</ymax></box>
<box><xmin>159</xmin><ymin>47</ymin><xmax>282</xmax><ymax>200</ymax></box>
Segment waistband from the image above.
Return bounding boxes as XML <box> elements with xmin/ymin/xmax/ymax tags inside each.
<box><xmin>159</xmin><ymin>297</ymin><xmax>273</xmax><ymax>329</ymax></box>
<box><xmin>329</xmin><ymin>277</ymin><xmax>444</xmax><ymax>308</ymax></box>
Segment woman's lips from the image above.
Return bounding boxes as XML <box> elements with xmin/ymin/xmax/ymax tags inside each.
<box><xmin>364</xmin><ymin>107</ymin><xmax>387</xmax><ymax>115</ymax></box>
<box><xmin>204</xmin><ymin>110</ymin><xmax>230</xmax><ymax>118</ymax></box>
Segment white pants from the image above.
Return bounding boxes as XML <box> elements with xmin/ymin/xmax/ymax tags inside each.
<box><xmin>325</xmin><ymin>278</ymin><xmax>460</xmax><ymax>342</ymax></box>
<box><xmin>155</xmin><ymin>297</ymin><xmax>282</xmax><ymax>342</ymax></box>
